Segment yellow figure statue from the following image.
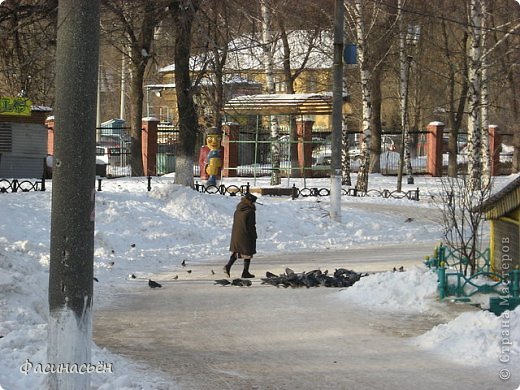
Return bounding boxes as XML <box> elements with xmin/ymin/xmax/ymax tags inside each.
<box><xmin>199</xmin><ymin>127</ymin><xmax>224</xmax><ymax>186</ymax></box>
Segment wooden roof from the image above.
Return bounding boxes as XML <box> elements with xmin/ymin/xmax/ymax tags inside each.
<box><xmin>223</xmin><ymin>93</ymin><xmax>349</xmax><ymax>116</ymax></box>
<box><xmin>479</xmin><ymin>176</ymin><xmax>520</xmax><ymax>219</ymax></box>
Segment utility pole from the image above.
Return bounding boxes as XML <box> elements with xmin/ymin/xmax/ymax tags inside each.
<box><xmin>331</xmin><ymin>0</ymin><xmax>344</xmax><ymax>222</ymax></box>
<box><xmin>397</xmin><ymin>1</ymin><xmax>420</xmax><ymax>192</ymax></box>
<box><xmin>48</xmin><ymin>0</ymin><xmax>100</xmax><ymax>389</ymax></box>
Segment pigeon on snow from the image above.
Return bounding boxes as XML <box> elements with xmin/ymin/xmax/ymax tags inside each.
<box><xmin>148</xmin><ymin>279</ymin><xmax>162</xmax><ymax>288</ymax></box>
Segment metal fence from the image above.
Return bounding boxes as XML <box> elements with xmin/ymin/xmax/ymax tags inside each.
<box><xmin>96</xmin><ymin>126</ymin><xmax>131</xmax><ymax>178</ymax></box>
<box><xmin>94</xmin><ymin>125</ymin><xmax>513</xmax><ymax>178</ymax></box>
<box><xmin>0</xmin><ymin>178</ymin><xmax>45</xmax><ymax>193</ymax></box>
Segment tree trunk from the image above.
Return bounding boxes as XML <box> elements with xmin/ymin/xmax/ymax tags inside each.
<box><xmin>261</xmin><ymin>0</ymin><xmax>281</xmax><ymax>185</ymax></box>
<box><xmin>369</xmin><ymin>67</ymin><xmax>381</xmax><ymax>174</ymax></box>
<box><xmin>341</xmin><ymin>115</ymin><xmax>351</xmax><ymax>185</ymax></box>
<box><xmin>171</xmin><ymin>0</ymin><xmax>200</xmax><ymax>187</ymax></box>
<box><xmin>480</xmin><ymin>0</ymin><xmax>490</xmax><ymax>186</ymax></box>
<box><xmin>354</xmin><ymin>0</ymin><xmax>371</xmax><ymax>193</ymax></box>
<box><xmin>48</xmin><ymin>1</ymin><xmax>99</xmax><ymax>389</ymax></box>
<box><xmin>467</xmin><ymin>0</ymin><xmax>483</xmax><ymax>191</ymax></box>
<box><xmin>129</xmin><ymin>63</ymin><xmax>145</xmax><ymax>176</ymax></box>
<box><xmin>278</xmin><ymin>25</ymin><xmax>299</xmax><ymax>177</ymax></box>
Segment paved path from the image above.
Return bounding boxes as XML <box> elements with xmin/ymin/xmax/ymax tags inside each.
<box><xmin>93</xmin><ymin>242</ymin><xmax>515</xmax><ymax>390</ymax></box>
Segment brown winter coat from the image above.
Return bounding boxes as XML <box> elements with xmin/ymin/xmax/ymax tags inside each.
<box><xmin>229</xmin><ymin>198</ymin><xmax>257</xmax><ymax>256</ymax></box>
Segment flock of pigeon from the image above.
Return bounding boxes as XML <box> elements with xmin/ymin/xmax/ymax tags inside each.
<box><xmin>215</xmin><ymin>267</ymin><xmax>367</xmax><ymax>288</ymax></box>
<box><xmin>141</xmin><ymin>257</ymin><xmax>403</xmax><ymax>289</ymax></box>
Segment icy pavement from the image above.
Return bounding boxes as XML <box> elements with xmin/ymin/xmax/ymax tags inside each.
<box><xmin>93</xmin><ymin>243</ymin><xmax>514</xmax><ymax>390</ymax></box>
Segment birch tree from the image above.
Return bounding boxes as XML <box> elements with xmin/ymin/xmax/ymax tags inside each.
<box><xmin>466</xmin><ymin>0</ymin><xmax>520</xmax><ymax>187</ymax></box>
<box><xmin>480</xmin><ymin>0</ymin><xmax>490</xmax><ymax>186</ymax></box>
<box><xmin>353</xmin><ymin>0</ymin><xmax>372</xmax><ymax>193</ymax></box>
<box><xmin>261</xmin><ymin>0</ymin><xmax>281</xmax><ymax>185</ymax></box>
<box><xmin>342</xmin><ymin>110</ymin><xmax>351</xmax><ymax>186</ymax></box>
<box><xmin>397</xmin><ymin>0</ymin><xmax>412</xmax><ymax>191</ymax></box>
<box><xmin>466</xmin><ymin>0</ymin><xmax>483</xmax><ymax>191</ymax></box>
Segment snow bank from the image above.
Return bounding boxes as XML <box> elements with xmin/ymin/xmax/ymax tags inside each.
<box><xmin>413</xmin><ymin>307</ymin><xmax>520</xmax><ymax>372</ymax></box>
<box><xmin>337</xmin><ymin>266</ymin><xmax>441</xmax><ymax>313</ymax></box>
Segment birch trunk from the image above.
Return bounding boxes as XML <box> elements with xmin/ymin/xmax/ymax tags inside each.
<box><xmin>480</xmin><ymin>0</ymin><xmax>490</xmax><ymax>186</ymax></box>
<box><xmin>261</xmin><ymin>0</ymin><xmax>280</xmax><ymax>185</ymax></box>
<box><xmin>342</xmin><ymin>115</ymin><xmax>351</xmax><ymax>185</ymax></box>
<box><xmin>354</xmin><ymin>0</ymin><xmax>371</xmax><ymax>193</ymax></box>
<box><xmin>467</xmin><ymin>0</ymin><xmax>483</xmax><ymax>191</ymax></box>
<box><xmin>397</xmin><ymin>0</ymin><xmax>406</xmax><ymax>191</ymax></box>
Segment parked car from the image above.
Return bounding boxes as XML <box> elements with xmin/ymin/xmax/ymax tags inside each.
<box><xmin>96</xmin><ymin>145</ymin><xmax>128</xmax><ymax>167</ymax></box>
<box><xmin>44</xmin><ymin>151</ymin><xmax>108</xmax><ymax>178</ymax></box>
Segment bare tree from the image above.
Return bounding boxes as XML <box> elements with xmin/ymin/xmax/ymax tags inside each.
<box><xmin>480</xmin><ymin>0</ymin><xmax>490</xmax><ymax>186</ymax></box>
<box><xmin>347</xmin><ymin>0</ymin><xmax>397</xmax><ymax>192</ymax></box>
<box><xmin>101</xmin><ymin>0</ymin><xmax>166</xmax><ymax>176</ymax></box>
<box><xmin>435</xmin><ymin>175</ymin><xmax>492</xmax><ymax>275</ymax></box>
<box><xmin>441</xmin><ymin>14</ymin><xmax>469</xmax><ymax>178</ymax></box>
<box><xmin>352</xmin><ymin>0</ymin><xmax>371</xmax><ymax>193</ymax></box>
<box><xmin>0</xmin><ymin>0</ymin><xmax>57</xmax><ymax>105</ymax></box>
<box><xmin>169</xmin><ymin>0</ymin><xmax>201</xmax><ymax>187</ymax></box>
<box><xmin>466</xmin><ymin>0</ymin><xmax>484</xmax><ymax>191</ymax></box>
<box><xmin>260</xmin><ymin>0</ymin><xmax>282</xmax><ymax>185</ymax></box>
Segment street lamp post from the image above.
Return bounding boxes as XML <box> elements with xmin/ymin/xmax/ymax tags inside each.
<box><xmin>330</xmin><ymin>0</ymin><xmax>344</xmax><ymax>222</ymax></box>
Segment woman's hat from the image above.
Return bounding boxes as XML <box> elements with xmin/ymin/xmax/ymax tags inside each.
<box><xmin>244</xmin><ymin>192</ymin><xmax>257</xmax><ymax>203</ymax></box>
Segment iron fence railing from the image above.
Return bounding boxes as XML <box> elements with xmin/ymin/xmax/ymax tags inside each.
<box><xmin>90</xmin><ymin>126</ymin><xmax>514</xmax><ymax>179</ymax></box>
<box><xmin>194</xmin><ymin>182</ymin><xmax>420</xmax><ymax>201</ymax></box>
<box><xmin>0</xmin><ymin>178</ymin><xmax>45</xmax><ymax>193</ymax></box>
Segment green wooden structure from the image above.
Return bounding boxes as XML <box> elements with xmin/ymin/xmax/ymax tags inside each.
<box><xmin>425</xmin><ymin>243</ymin><xmax>520</xmax><ymax>315</ymax></box>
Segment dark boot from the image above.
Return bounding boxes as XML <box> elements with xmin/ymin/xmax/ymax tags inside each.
<box><xmin>241</xmin><ymin>259</ymin><xmax>255</xmax><ymax>278</ymax></box>
<box><xmin>224</xmin><ymin>253</ymin><xmax>237</xmax><ymax>277</ymax></box>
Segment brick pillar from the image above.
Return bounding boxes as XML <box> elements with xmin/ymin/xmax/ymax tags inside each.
<box><xmin>489</xmin><ymin>125</ymin><xmax>501</xmax><ymax>176</ymax></box>
<box><xmin>426</xmin><ymin>121</ymin><xmax>444</xmax><ymax>177</ymax></box>
<box><xmin>222</xmin><ymin>122</ymin><xmax>239</xmax><ymax>177</ymax></box>
<box><xmin>297</xmin><ymin>120</ymin><xmax>314</xmax><ymax>176</ymax></box>
<box><xmin>45</xmin><ymin>117</ymin><xmax>55</xmax><ymax>155</ymax></box>
<box><xmin>142</xmin><ymin>117</ymin><xmax>159</xmax><ymax>176</ymax></box>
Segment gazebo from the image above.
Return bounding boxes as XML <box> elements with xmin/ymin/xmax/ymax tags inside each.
<box><xmin>478</xmin><ymin>175</ymin><xmax>520</xmax><ymax>273</ymax></box>
<box><xmin>223</xmin><ymin>93</ymin><xmax>348</xmax><ymax>116</ymax></box>
<box><xmin>222</xmin><ymin>93</ymin><xmax>351</xmax><ymax>180</ymax></box>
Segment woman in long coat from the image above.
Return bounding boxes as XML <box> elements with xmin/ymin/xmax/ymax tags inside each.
<box><xmin>225</xmin><ymin>192</ymin><xmax>257</xmax><ymax>278</ymax></box>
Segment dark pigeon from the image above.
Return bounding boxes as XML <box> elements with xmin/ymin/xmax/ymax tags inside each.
<box><xmin>148</xmin><ymin>279</ymin><xmax>162</xmax><ymax>288</ymax></box>
<box><xmin>214</xmin><ymin>279</ymin><xmax>231</xmax><ymax>286</ymax></box>
<box><xmin>231</xmin><ymin>278</ymin><xmax>252</xmax><ymax>287</ymax></box>
<box><xmin>261</xmin><ymin>267</ymin><xmax>363</xmax><ymax>289</ymax></box>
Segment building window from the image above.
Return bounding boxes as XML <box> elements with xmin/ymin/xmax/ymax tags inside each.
<box><xmin>275</xmin><ymin>76</ymin><xmax>286</xmax><ymax>93</ymax></box>
<box><xmin>307</xmin><ymin>74</ymin><xmax>317</xmax><ymax>93</ymax></box>
<box><xmin>0</xmin><ymin>123</ymin><xmax>12</xmax><ymax>152</ymax></box>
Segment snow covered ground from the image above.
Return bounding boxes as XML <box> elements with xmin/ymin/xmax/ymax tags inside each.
<box><xmin>0</xmin><ymin>173</ymin><xmax>519</xmax><ymax>389</ymax></box>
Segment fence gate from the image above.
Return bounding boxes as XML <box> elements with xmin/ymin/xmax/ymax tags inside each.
<box><xmin>95</xmin><ymin>126</ymin><xmax>131</xmax><ymax>178</ymax></box>
<box><xmin>157</xmin><ymin>124</ymin><xmax>179</xmax><ymax>175</ymax></box>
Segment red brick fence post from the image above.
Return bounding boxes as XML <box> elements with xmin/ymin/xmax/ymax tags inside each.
<box><xmin>426</xmin><ymin>121</ymin><xmax>444</xmax><ymax>177</ymax></box>
<box><xmin>142</xmin><ymin>117</ymin><xmax>158</xmax><ymax>176</ymax></box>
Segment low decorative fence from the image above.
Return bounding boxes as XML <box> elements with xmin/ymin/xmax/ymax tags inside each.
<box><xmin>0</xmin><ymin>178</ymin><xmax>45</xmax><ymax>193</ymax></box>
<box><xmin>194</xmin><ymin>182</ymin><xmax>420</xmax><ymax>201</ymax></box>
<box><xmin>424</xmin><ymin>243</ymin><xmax>520</xmax><ymax>315</ymax></box>
<box><xmin>424</xmin><ymin>243</ymin><xmax>491</xmax><ymax>273</ymax></box>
